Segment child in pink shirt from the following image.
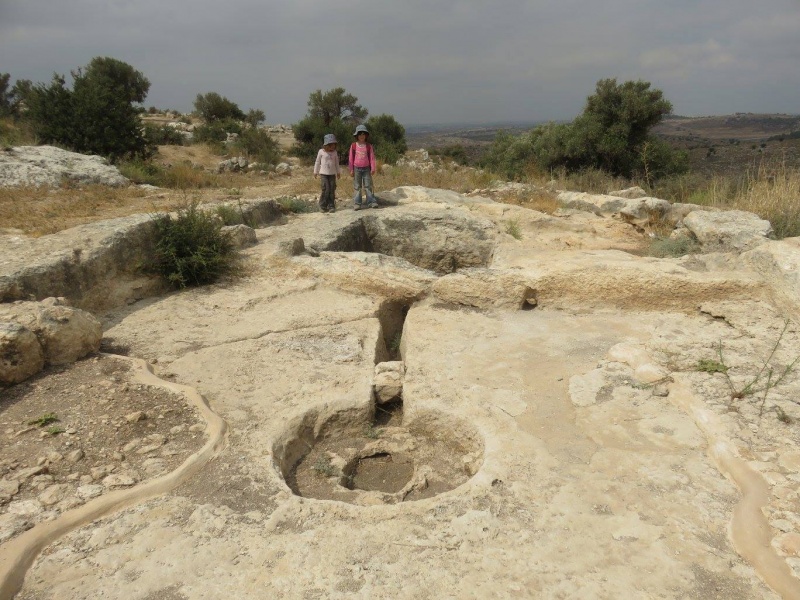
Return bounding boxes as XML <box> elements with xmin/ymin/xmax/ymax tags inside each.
<box><xmin>348</xmin><ymin>124</ymin><xmax>377</xmax><ymax>210</ymax></box>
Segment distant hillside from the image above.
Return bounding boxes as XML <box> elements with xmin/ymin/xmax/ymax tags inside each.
<box><xmin>654</xmin><ymin>113</ymin><xmax>800</xmax><ymax>142</ymax></box>
<box><xmin>406</xmin><ymin>114</ymin><xmax>800</xmax><ymax>175</ymax></box>
<box><xmin>653</xmin><ymin>113</ymin><xmax>800</xmax><ymax>176</ymax></box>
<box><xmin>406</xmin><ymin>122</ymin><xmax>540</xmax><ymax>149</ymax></box>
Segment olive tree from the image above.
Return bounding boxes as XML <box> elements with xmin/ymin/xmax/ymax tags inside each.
<box><xmin>483</xmin><ymin>78</ymin><xmax>687</xmax><ymax>180</ymax></box>
<box><xmin>293</xmin><ymin>87</ymin><xmax>406</xmax><ymax>163</ymax></box>
<box><xmin>307</xmin><ymin>87</ymin><xmax>367</xmax><ymax>126</ymax></box>
<box><xmin>193</xmin><ymin>92</ymin><xmax>246</xmax><ymax>123</ymax></box>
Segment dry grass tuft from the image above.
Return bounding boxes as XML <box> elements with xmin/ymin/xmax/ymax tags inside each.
<box><xmin>546</xmin><ymin>167</ymin><xmax>631</xmax><ymax>195</ymax></box>
<box><xmin>0</xmin><ymin>184</ymin><xmax>189</xmax><ymax>236</ymax></box>
<box><xmin>660</xmin><ymin>158</ymin><xmax>800</xmax><ymax>239</ymax></box>
<box><xmin>376</xmin><ymin>165</ymin><xmax>493</xmax><ymax>194</ymax></box>
<box><xmin>732</xmin><ymin>160</ymin><xmax>800</xmax><ymax>239</ymax></box>
<box><xmin>491</xmin><ymin>189</ymin><xmax>560</xmax><ymax>214</ymax></box>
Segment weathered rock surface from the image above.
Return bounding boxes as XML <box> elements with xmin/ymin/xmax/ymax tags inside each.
<box><xmin>0</xmin><ymin>199</ymin><xmax>283</xmax><ymax>312</ymax></box>
<box><xmin>0</xmin><ymin>146</ymin><xmax>129</xmax><ymax>187</ymax></box>
<box><xmin>0</xmin><ymin>322</ymin><xmax>44</xmax><ymax>385</ymax></box>
<box><xmin>608</xmin><ymin>186</ymin><xmax>648</xmax><ymax>199</ymax></box>
<box><xmin>557</xmin><ymin>190</ymin><xmax>672</xmax><ymax>226</ymax></box>
<box><xmin>0</xmin><ymin>297</ymin><xmax>101</xmax><ymax>383</ymax></box>
<box><xmin>221</xmin><ymin>224</ymin><xmax>257</xmax><ymax>249</ymax></box>
<box><xmin>0</xmin><ymin>214</ymin><xmax>162</xmax><ymax>311</ymax></box>
<box><xmin>0</xmin><ymin>298</ymin><xmax>101</xmax><ymax>366</ymax></box>
<box><xmin>684</xmin><ymin>209</ymin><xmax>774</xmax><ymax>252</ymax></box>
<box><xmin>433</xmin><ymin>267</ymin><xmax>537</xmax><ymax>309</ymax></box>
<box><xmin>741</xmin><ymin>236</ymin><xmax>800</xmax><ymax>319</ymax></box>
<box><xmin>373</xmin><ymin>361</ymin><xmax>405</xmax><ymax>403</ymax></box>
<box><xmin>3</xmin><ymin>185</ymin><xmax>800</xmax><ymax>599</ymax></box>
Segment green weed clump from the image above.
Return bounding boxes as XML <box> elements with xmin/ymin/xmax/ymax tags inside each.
<box><xmin>647</xmin><ymin>235</ymin><xmax>700</xmax><ymax>258</ymax></box>
<box><xmin>312</xmin><ymin>456</ymin><xmax>338</xmax><ymax>477</ymax></box>
<box><xmin>118</xmin><ymin>159</ymin><xmax>165</xmax><ymax>186</ymax></box>
<box><xmin>28</xmin><ymin>412</ymin><xmax>59</xmax><ymax>427</ymax></box>
<box><xmin>696</xmin><ymin>359</ymin><xmax>728</xmax><ymax>374</ymax></box>
<box><xmin>697</xmin><ymin>320</ymin><xmax>800</xmax><ymax>417</ymax></box>
<box><xmin>144</xmin><ymin>123</ymin><xmax>185</xmax><ymax>146</ymax></box>
<box><xmin>277</xmin><ymin>196</ymin><xmax>317</xmax><ymax>214</ymax></box>
<box><xmin>504</xmin><ymin>219</ymin><xmax>522</xmax><ymax>240</ymax></box>
<box><xmin>151</xmin><ymin>202</ymin><xmax>237</xmax><ymax>288</ymax></box>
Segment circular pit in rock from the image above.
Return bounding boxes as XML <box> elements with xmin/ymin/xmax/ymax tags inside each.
<box><xmin>273</xmin><ymin>403</ymin><xmax>484</xmax><ymax>505</ymax></box>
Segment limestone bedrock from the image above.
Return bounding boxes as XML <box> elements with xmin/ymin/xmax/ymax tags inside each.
<box><xmin>5</xmin><ymin>186</ymin><xmax>800</xmax><ymax>599</ymax></box>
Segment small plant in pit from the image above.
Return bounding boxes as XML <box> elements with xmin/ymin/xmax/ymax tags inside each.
<box><xmin>698</xmin><ymin>319</ymin><xmax>800</xmax><ymax>416</ymax></box>
<box><xmin>151</xmin><ymin>201</ymin><xmax>237</xmax><ymax>288</ymax></box>
<box><xmin>389</xmin><ymin>332</ymin><xmax>402</xmax><ymax>356</ymax></box>
<box><xmin>46</xmin><ymin>425</ymin><xmax>66</xmax><ymax>435</ymax></box>
<box><xmin>312</xmin><ymin>455</ymin><xmax>338</xmax><ymax>477</ymax></box>
<box><xmin>504</xmin><ymin>219</ymin><xmax>522</xmax><ymax>240</ymax></box>
<box><xmin>28</xmin><ymin>412</ymin><xmax>59</xmax><ymax>427</ymax></box>
<box><xmin>364</xmin><ymin>425</ymin><xmax>382</xmax><ymax>439</ymax></box>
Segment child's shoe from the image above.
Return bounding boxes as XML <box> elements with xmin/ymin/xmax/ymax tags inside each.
<box><xmin>368</xmin><ymin>202</ymin><xmax>379</xmax><ymax>209</ymax></box>
<box><xmin>354</xmin><ymin>204</ymin><xmax>362</xmax><ymax>211</ymax></box>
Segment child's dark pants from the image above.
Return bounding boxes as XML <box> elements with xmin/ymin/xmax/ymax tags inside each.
<box><xmin>319</xmin><ymin>175</ymin><xmax>336</xmax><ymax>211</ymax></box>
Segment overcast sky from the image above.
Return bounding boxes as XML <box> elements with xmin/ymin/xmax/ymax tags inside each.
<box><xmin>2</xmin><ymin>0</ymin><xmax>798</xmax><ymax>126</ymax></box>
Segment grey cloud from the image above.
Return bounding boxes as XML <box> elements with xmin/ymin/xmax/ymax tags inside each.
<box><xmin>1</xmin><ymin>0</ymin><xmax>798</xmax><ymax>125</ymax></box>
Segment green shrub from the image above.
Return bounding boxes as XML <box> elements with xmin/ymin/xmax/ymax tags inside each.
<box><xmin>0</xmin><ymin>117</ymin><xmax>36</xmax><ymax>147</ymax></box>
<box><xmin>193</xmin><ymin>92</ymin><xmax>245</xmax><ymax>123</ymax></box>
<box><xmin>366</xmin><ymin>113</ymin><xmax>407</xmax><ymax>165</ymax></box>
<box><xmin>192</xmin><ymin>118</ymin><xmax>242</xmax><ymax>145</ymax></box>
<box><xmin>214</xmin><ymin>204</ymin><xmax>242</xmax><ymax>225</ymax></box>
<box><xmin>292</xmin><ymin>115</ymin><xmax>351</xmax><ymax>163</ymax></box>
<box><xmin>118</xmin><ymin>159</ymin><xmax>165</xmax><ymax>185</ymax></box>
<box><xmin>23</xmin><ymin>57</ymin><xmax>153</xmax><ymax>162</ymax></box>
<box><xmin>233</xmin><ymin>127</ymin><xmax>280</xmax><ymax>165</ymax></box>
<box><xmin>480</xmin><ymin>130</ymin><xmax>538</xmax><ymax>180</ymax></box>
<box><xmin>481</xmin><ymin>79</ymin><xmax>687</xmax><ymax>182</ymax></box>
<box><xmin>430</xmin><ymin>144</ymin><xmax>469</xmax><ymax>165</ymax></box>
<box><xmin>144</xmin><ymin>123</ymin><xmax>185</xmax><ymax>146</ymax></box>
<box><xmin>28</xmin><ymin>412</ymin><xmax>60</xmax><ymax>427</ymax></box>
<box><xmin>151</xmin><ymin>203</ymin><xmax>237</xmax><ymax>288</ymax></box>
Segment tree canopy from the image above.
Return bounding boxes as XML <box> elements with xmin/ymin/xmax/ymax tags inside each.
<box><xmin>293</xmin><ymin>87</ymin><xmax>406</xmax><ymax>164</ymax></box>
<box><xmin>482</xmin><ymin>78</ymin><xmax>686</xmax><ymax>181</ymax></box>
<box><xmin>0</xmin><ymin>73</ymin><xmax>13</xmax><ymax>117</ymax></box>
<box><xmin>307</xmin><ymin>87</ymin><xmax>368</xmax><ymax>126</ymax></box>
<box><xmin>366</xmin><ymin>114</ymin><xmax>407</xmax><ymax>164</ymax></box>
<box><xmin>193</xmin><ymin>92</ymin><xmax>246</xmax><ymax>123</ymax></box>
<box><xmin>23</xmin><ymin>57</ymin><xmax>152</xmax><ymax>161</ymax></box>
